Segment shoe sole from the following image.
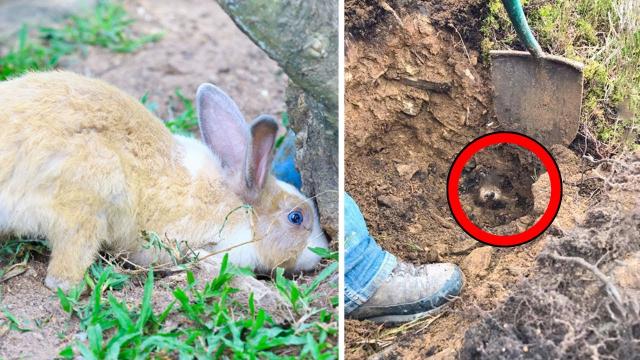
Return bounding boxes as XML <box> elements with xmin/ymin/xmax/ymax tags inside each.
<box><xmin>361</xmin><ymin>271</ymin><xmax>465</xmax><ymax>325</ymax></box>
<box><xmin>355</xmin><ymin>270</ymin><xmax>465</xmax><ymax>325</ymax></box>
<box><xmin>363</xmin><ymin>299</ymin><xmax>452</xmax><ymax>325</ymax></box>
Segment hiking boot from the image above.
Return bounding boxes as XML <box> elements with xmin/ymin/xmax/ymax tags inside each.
<box><xmin>348</xmin><ymin>262</ymin><xmax>464</xmax><ymax>323</ymax></box>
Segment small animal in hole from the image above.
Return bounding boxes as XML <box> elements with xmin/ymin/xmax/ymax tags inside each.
<box><xmin>0</xmin><ymin>71</ymin><xmax>329</xmax><ymax>291</ymax></box>
<box><xmin>474</xmin><ymin>169</ymin><xmax>513</xmax><ymax>209</ymax></box>
<box><xmin>478</xmin><ymin>183</ymin><xmax>502</xmax><ymax>203</ymax></box>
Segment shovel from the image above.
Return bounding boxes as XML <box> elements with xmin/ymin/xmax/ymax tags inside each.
<box><xmin>490</xmin><ymin>0</ymin><xmax>584</xmax><ymax>147</ymax></box>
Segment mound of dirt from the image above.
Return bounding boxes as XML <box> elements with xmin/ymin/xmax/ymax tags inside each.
<box><xmin>461</xmin><ymin>151</ymin><xmax>640</xmax><ymax>359</ymax></box>
<box><xmin>345</xmin><ymin>6</ymin><xmax>492</xmax><ymax>263</ymax></box>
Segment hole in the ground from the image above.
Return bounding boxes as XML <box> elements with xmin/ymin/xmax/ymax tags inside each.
<box><xmin>458</xmin><ymin>144</ymin><xmax>540</xmax><ymax>228</ymax></box>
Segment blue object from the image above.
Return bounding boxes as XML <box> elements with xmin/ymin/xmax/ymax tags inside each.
<box><xmin>271</xmin><ymin>130</ymin><xmax>302</xmax><ymax>190</ymax></box>
<box><xmin>344</xmin><ymin>192</ymin><xmax>397</xmax><ymax>314</ymax></box>
<box><xmin>502</xmin><ymin>0</ymin><xmax>544</xmax><ymax>58</ymax></box>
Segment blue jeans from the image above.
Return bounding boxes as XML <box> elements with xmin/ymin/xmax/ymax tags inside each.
<box><xmin>344</xmin><ymin>193</ymin><xmax>396</xmax><ymax>314</ymax></box>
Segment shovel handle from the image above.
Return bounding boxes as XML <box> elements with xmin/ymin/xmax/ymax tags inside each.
<box><xmin>502</xmin><ymin>0</ymin><xmax>544</xmax><ymax>58</ymax></box>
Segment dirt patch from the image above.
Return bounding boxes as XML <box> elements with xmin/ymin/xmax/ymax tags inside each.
<box><xmin>0</xmin><ymin>259</ymin><xmax>169</xmax><ymax>358</ymax></box>
<box><xmin>345</xmin><ymin>1</ymin><xmax>595</xmax><ymax>358</ymax></box>
<box><xmin>62</xmin><ymin>0</ymin><xmax>287</xmax><ymax>120</ymax></box>
<box><xmin>346</xmin><ymin>0</ymin><xmax>492</xmax><ymax>271</ymax></box>
<box><xmin>461</xmin><ymin>151</ymin><xmax>640</xmax><ymax>359</ymax></box>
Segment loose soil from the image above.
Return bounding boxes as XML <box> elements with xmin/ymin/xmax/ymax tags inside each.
<box><xmin>0</xmin><ymin>1</ymin><xmax>336</xmax><ymax>358</ymax></box>
<box><xmin>461</xmin><ymin>151</ymin><xmax>640</xmax><ymax>359</ymax></box>
<box><xmin>345</xmin><ymin>1</ymin><xmax>607</xmax><ymax>358</ymax></box>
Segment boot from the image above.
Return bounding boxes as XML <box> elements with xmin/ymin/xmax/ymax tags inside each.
<box><xmin>348</xmin><ymin>261</ymin><xmax>464</xmax><ymax>323</ymax></box>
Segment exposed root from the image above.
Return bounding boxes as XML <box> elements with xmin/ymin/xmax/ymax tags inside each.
<box><xmin>378</xmin><ymin>1</ymin><xmax>403</xmax><ymax>28</ymax></box>
<box><xmin>545</xmin><ymin>252</ymin><xmax>625</xmax><ymax>314</ymax></box>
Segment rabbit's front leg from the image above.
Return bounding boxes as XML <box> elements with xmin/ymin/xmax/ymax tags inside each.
<box><xmin>44</xmin><ymin>220</ymin><xmax>102</xmax><ymax>292</ymax></box>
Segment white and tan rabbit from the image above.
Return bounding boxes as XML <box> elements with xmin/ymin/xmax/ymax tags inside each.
<box><xmin>0</xmin><ymin>71</ymin><xmax>328</xmax><ymax>291</ymax></box>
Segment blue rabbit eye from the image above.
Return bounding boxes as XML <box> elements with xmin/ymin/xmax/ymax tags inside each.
<box><xmin>288</xmin><ymin>210</ymin><xmax>304</xmax><ymax>225</ymax></box>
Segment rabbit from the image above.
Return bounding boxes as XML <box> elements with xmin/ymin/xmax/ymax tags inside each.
<box><xmin>0</xmin><ymin>71</ymin><xmax>328</xmax><ymax>291</ymax></box>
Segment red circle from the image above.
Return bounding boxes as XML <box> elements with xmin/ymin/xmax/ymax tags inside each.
<box><xmin>446</xmin><ymin>132</ymin><xmax>562</xmax><ymax>247</ymax></box>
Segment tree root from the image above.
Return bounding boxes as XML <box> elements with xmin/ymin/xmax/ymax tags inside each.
<box><xmin>546</xmin><ymin>252</ymin><xmax>626</xmax><ymax>315</ymax></box>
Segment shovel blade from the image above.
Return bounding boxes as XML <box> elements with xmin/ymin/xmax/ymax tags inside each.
<box><xmin>490</xmin><ymin>50</ymin><xmax>584</xmax><ymax>147</ymax></box>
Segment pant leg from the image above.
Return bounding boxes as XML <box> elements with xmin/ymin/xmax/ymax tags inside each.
<box><xmin>344</xmin><ymin>192</ymin><xmax>396</xmax><ymax>314</ymax></box>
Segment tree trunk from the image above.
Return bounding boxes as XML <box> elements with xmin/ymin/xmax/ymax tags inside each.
<box><xmin>216</xmin><ymin>0</ymin><xmax>338</xmax><ymax>238</ymax></box>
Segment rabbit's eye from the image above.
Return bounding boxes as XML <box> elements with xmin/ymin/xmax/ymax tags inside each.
<box><xmin>287</xmin><ymin>210</ymin><xmax>304</xmax><ymax>225</ymax></box>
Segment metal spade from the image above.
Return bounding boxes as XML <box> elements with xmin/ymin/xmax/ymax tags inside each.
<box><xmin>490</xmin><ymin>0</ymin><xmax>584</xmax><ymax>147</ymax></box>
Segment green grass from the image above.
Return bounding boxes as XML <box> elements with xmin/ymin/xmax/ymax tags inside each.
<box><xmin>482</xmin><ymin>0</ymin><xmax>639</xmax><ymax>153</ymax></box>
<box><xmin>141</xmin><ymin>89</ymin><xmax>200</xmax><ymax>136</ymax></box>
<box><xmin>0</xmin><ymin>25</ymin><xmax>61</xmax><ymax>81</ymax></box>
<box><xmin>56</xmin><ymin>253</ymin><xmax>338</xmax><ymax>359</ymax></box>
<box><xmin>0</xmin><ymin>238</ymin><xmax>48</xmax><ymax>334</ymax></box>
<box><xmin>0</xmin><ymin>237</ymin><xmax>48</xmax><ymax>281</ymax></box>
<box><xmin>165</xmin><ymin>89</ymin><xmax>199</xmax><ymax>136</ymax></box>
<box><xmin>0</xmin><ymin>1</ymin><xmax>161</xmax><ymax>81</ymax></box>
<box><xmin>0</xmin><ymin>210</ymin><xmax>336</xmax><ymax>360</ymax></box>
<box><xmin>274</xmin><ymin>113</ymin><xmax>291</xmax><ymax>149</ymax></box>
<box><xmin>0</xmin><ymin>307</ymin><xmax>30</xmax><ymax>333</ymax></box>
<box><xmin>40</xmin><ymin>0</ymin><xmax>162</xmax><ymax>54</ymax></box>
<box><xmin>143</xmin><ymin>90</ymin><xmax>292</xmax><ymax>141</ymax></box>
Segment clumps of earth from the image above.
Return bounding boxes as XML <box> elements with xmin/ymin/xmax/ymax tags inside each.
<box><xmin>461</xmin><ymin>151</ymin><xmax>640</xmax><ymax>359</ymax></box>
<box><xmin>345</xmin><ymin>0</ymin><xmax>394</xmax><ymax>39</ymax></box>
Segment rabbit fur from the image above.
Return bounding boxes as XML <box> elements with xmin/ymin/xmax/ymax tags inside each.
<box><xmin>0</xmin><ymin>71</ymin><xmax>328</xmax><ymax>291</ymax></box>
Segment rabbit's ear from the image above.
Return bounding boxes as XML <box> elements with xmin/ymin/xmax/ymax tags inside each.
<box><xmin>196</xmin><ymin>83</ymin><xmax>248</xmax><ymax>172</ymax></box>
<box><xmin>245</xmin><ymin>115</ymin><xmax>278</xmax><ymax>191</ymax></box>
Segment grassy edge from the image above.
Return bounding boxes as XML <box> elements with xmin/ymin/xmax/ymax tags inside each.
<box><xmin>53</xmin><ymin>252</ymin><xmax>337</xmax><ymax>359</ymax></box>
<box><xmin>481</xmin><ymin>0</ymin><xmax>639</xmax><ymax>155</ymax></box>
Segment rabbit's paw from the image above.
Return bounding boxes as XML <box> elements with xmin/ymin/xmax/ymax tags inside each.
<box><xmin>44</xmin><ymin>274</ymin><xmax>74</xmax><ymax>292</ymax></box>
